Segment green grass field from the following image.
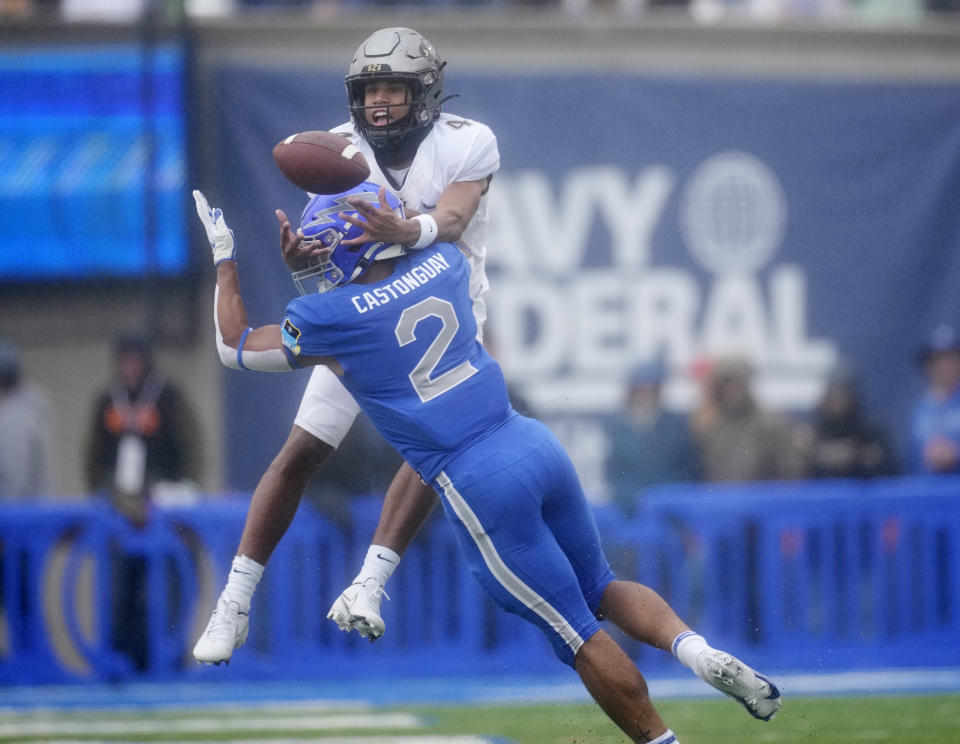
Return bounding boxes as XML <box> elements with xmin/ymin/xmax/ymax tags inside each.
<box><xmin>413</xmin><ymin>695</ymin><xmax>960</xmax><ymax>742</ymax></box>
<box><xmin>1</xmin><ymin>694</ymin><xmax>958</xmax><ymax>743</ymax></box>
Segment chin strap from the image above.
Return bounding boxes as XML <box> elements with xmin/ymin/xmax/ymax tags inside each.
<box><xmin>372</xmin><ymin>242</ymin><xmax>406</xmax><ymax>262</ymax></box>
<box><xmin>348</xmin><ymin>242</ymin><xmax>405</xmax><ymax>284</ymax></box>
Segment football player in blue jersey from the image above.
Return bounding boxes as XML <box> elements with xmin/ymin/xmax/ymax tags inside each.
<box><xmin>193</xmin><ymin>184</ymin><xmax>781</xmax><ymax>743</ymax></box>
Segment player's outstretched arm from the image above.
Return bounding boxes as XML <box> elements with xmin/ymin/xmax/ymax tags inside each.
<box><xmin>193</xmin><ymin>190</ymin><xmax>295</xmax><ymax>373</ymax></box>
<box><xmin>342</xmin><ymin>180</ymin><xmax>484</xmax><ymax>250</ymax></box>
<box><xmin>429</xmin><ymin>179</ymin><xmax>485</xmax><ymax>243</ymax></box>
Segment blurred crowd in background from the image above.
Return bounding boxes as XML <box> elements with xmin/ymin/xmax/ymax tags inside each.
<box><xmin>602</xmin><ymin>322</ymin><xmax>960</xmax><ymax>514</ymax></box>
<box><xmin>1</xmin><ymin>0</ymin><xmax>959</xmax><ymax>23</ymax></box>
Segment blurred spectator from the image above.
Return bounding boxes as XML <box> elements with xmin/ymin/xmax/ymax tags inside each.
<box><xmin>684</xmin><ymin>0</ymin><xmax>960</xmax><ymax>22</ymax></box>
<box><xmin>854</xmin><ymin>0</ymin><xmax>925</xmax><ymax>22</ymax></box>
<box><xmin>908</xmin><ymin>323</ymin><xmax>960</xmax><ymax>476</ymax></box>
<box><xmin>60</xmin><ymin>0</ymin><xmax>148</xmax><ymax>21</ymax></box>
<box><xmin>186</xmin><ymin>0</ymin><xmax>235</xmax><ymax>16</ymax></box>
<box><xmin>799</xmin><ymin>361</ymin><xmax>898</xmax><ymax>479</ymax></box>
<box><xmin>0</xmin><ymin>337</ymin><xmax>56</xmax><ymax>500</ymax></box>
<box><xmin>238</xmin><ymin>0</ymin><xmax>307</xmax><ymax>7</ymax></box>
<box><xmin>61</xmin><ymin>0</ymin><xmax>207</xmax><ymax>21</ymax></box>
<box><xmin>692</xmin><ymin>356</ymin><xmax>805</xmax><ymax>482</ymax></box>
<box><xmin>85</xmin><ymin>333</ymin><xmax>200</xmax><ymax>523</ymax></box>
<box><xmin>690</xmin><ymin>0</ymin><xmax>849</xmax><ymax>23</ymax></box>
<box><xmin>604</xmin><ymin>360</ymin><xmax>701</xmax><ymax>515</ymax></box>
<box><xmin>0</xmin><ymin>0</ymin><xmax>34</xmax><ymax>17</ymax></box>
<box><xmin>84</xmin><ymin>332</ymin><xmax>200</xmax><ymax>673</ymax></box>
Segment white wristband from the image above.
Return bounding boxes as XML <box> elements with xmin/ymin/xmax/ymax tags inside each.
<box><xmin>411</xmin><ymin>214</ymin><xmax>438</xmax><ymax>249</ymax></box>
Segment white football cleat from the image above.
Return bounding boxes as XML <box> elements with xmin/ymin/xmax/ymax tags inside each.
<box><xmin>327</xmin><ymin>579</ymin><xmax>388</xmax><ymax>641</ymax></box>
<box><xmin>192</xmin><ymin>592</ymin><xmax>249</xmax><ymax>665</ymax></box>
<box><xmin>696</xmin><ymin>649</ymin><xmax>782</xmax><ymax>721</ymax></box>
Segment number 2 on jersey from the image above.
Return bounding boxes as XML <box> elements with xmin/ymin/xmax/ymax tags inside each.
<box><xmin>395</xmin><ymin>296</ymin><xmax>478</xmax><ymax>403</ymax></box>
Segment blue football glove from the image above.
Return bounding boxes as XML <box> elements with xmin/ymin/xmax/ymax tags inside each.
<box><xmin>193</xmin><ymin>189</ymin><xmax>236</xmax><ymax>265</ymax></box>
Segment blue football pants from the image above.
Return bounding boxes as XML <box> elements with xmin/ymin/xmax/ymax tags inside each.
<box><xmin>432</xmin><ymin>414</ymin><xmax>616</xmax><ymax>667</ymax></box>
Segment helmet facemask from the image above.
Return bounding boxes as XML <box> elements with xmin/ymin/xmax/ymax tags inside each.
<box><xmin>291</xmin><ymin>227</ymin><xmax>346</xmax><ymax>296</ymax></box>
<box><xmin>345</xmin><ymin>28</ymin><xmax>446</xmax><ymax>158</ymax></box>
<box><xmin>347</xmin><ymin>71</ymin><xmax>441</xmax><ymax>155</ymax></box>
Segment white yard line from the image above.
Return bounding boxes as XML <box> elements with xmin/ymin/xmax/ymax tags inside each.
<box><xmin>0</xmin><ymin>700</ymin><xmax>371</xmax><ymax>717</ymax></box>
<box><xmin>4</xmin><ymin>668</ymin><xmax>960</xmax><ymax>712</ymax></box>
<box><xmin>37</xmin><ymin>738</ymin><xmax>507</xmax><ymax>744</ymax></box>
<box><xmin>0</xmin><ymin>712</ymin><xmax>423</xmax><ymax>737</ymax></box>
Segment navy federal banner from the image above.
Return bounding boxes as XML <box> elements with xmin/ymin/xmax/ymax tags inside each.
<box><xmin>210</xmin><ymin>66</ymin><xmax>960</xmax><ymax>495</ymax></box>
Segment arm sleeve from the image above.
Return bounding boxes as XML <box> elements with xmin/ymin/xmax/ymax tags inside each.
<box><xmin>213</xmin><ymin>286</ymin><xmax>293</xmax><ymax>373</ymax></box>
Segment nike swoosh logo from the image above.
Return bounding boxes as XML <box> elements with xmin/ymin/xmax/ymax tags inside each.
<box><xmin>421</xmin><ymin>204</ymin><xmax>436</xmax><ymax>211</ymax></box>
<box><xmin>232</xmin><ymin>568</ymin><xmax>253</xmax><ymax>575</ymax></box>
<box><xmin>376</xmin><ymin>553</ymin><xmax>398</xmax><ymax>564</ymax></box>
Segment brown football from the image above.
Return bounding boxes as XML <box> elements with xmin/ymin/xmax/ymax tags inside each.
<box><xmin>272</xmin><ymin>131</ymin><xmax>371</xmax><ymax>194</ymax></box>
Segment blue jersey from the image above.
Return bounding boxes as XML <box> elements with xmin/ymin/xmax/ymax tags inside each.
<box><xmin>284</xmin><ymin>242</ymin><xmax>614</xmax><ymax>669</ymax></box>
<box><xmin>281</xmin><ymin>242</ymin><xmax>514</xmax><ymax>482</ymax></box>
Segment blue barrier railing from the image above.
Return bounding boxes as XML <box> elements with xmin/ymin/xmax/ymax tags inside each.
<box><xmin>630</xmin><ymin>477</ymin><xmax>960</xmax><ymax>672</ymax></box>
<box><xmin>1</xmin><ymin>476</ymin><xmax>958</xmax><ymax>684</ymax></box>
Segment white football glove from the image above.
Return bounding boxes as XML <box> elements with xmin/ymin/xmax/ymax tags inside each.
<box><xmin>193</xmin><ymin>189</ymin><xmax>236</xmax><ymax>265</ymax></box>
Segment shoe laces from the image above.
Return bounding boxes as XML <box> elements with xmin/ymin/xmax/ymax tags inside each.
<box><xmin>203</xmin><ymin>596</ymin><xmax>244</xmax><ymax>642</ymax></box>
<box><xmin>355</xmin><ymin>578</ymin><xmax>390</xmax><ymax>603</ymax></box>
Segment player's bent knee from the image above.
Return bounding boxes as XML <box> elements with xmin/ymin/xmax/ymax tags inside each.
<box><xmin>469</xmin><ymin>576</ymin><xmax>599</xmax><ymax>670</ymax></box>
<box><xmin>273</xmin><ymin>425</ymin><xmax>335</xmax><ymax>477</ymax></box>
<box><xmin>543</xmin><ymin>618</ymin><xmax>603</xmax><ymax>669</ymax></box>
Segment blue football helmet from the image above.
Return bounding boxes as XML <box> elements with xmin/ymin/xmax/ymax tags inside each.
<box><xmin>293</xmin><ymin>181</ymin><xmax>406</xmax><ymax>295</ymax></box>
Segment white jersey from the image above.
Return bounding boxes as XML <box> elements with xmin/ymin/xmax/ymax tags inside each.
<box><xmin>295</xmin><ymin>113</ymin><xmax>500</xmax><ymax>448</ymax></box>
<box><xmin>328</xmin><ymin>113</ymin><xmax>499</xmax><ymax>312</ymax></box>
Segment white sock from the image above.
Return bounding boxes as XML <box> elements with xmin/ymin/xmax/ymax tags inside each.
<box><xmin>672</xmin><ymin>631</ymin><xmax>711</xmax><ymax>680</ymax></box>
<box><xmin>354</xmin><ymin>545</ymin><xmax>400</xmax><ymax>587</ymax></box>
<box><xmin>222</xmin><ymin>554</ymin><xmax>264</xmax><ymax>611</ymax></box>
<box><xmin>649</xmin><ymin>729</ymin><xmax>678</xmax><ymax>744</ymax></box>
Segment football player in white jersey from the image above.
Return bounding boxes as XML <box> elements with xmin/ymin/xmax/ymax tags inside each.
<box><xmin>192</xmin><ymin>27</ymin><xmax>499</xmax><ymax>664</ymax></box>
